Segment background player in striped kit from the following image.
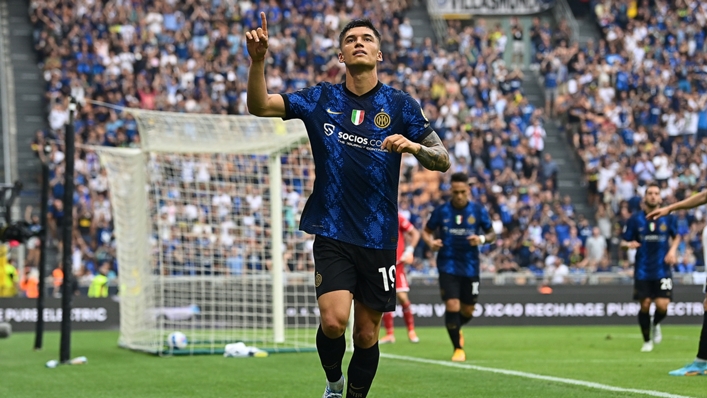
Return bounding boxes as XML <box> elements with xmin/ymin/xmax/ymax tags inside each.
<box><xmin>422</xmin><ymin>172</ymin><xmax>496</xmax><ymax>362</ymax></box>
<box><xmin>621</xmin><ymin>182</ymin><xmax>680</xmax><ymax>353</ymax></box>
<box><xmin>380</xmin><ymin>212</ymin><xmax>421</xmax><ymax>344</ymax></box>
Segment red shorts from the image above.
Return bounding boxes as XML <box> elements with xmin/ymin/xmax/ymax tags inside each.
<box><xmin>395</xmin><ymin>262</ymin><xmax>409</xmax><ymax>292</ymax></box>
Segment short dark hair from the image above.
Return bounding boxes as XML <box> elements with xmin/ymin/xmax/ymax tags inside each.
<box><xmin>339</xmin><ymin>19</ymin><xmax>381</xmax><ymax>48</ymax></box>
<box><xmin>450</xmin><ymin>172</ymin><xmax>469</xmax><ymax>184</ymax></box>
<box><xmin>646</xmin><ymin>182</ymin><xmax>661</xmax><ymax>191</ymax></box>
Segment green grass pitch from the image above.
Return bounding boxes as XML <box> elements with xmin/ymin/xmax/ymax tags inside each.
<box><xmin>1</xmin><ymin>325</ymin><xmax>705</xmax><ymax>397</ymax></box>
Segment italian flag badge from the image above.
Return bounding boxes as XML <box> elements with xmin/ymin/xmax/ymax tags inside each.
<box><xmin>351</xmin><ymin>109</ymin><xmax>365</xmax><ymax>125</ymax></box>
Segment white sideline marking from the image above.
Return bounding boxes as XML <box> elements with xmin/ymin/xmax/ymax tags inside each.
<box><xmin>606</xmin><ymin>333</ymin><xmax>694</xmax><ymax>341</ymax></box>
<box><xmin>381</xmin><ymin>353</ymin><xmax>694</xmax><ymax>398</ymax></box>
<box><xmin>469</xmin><ymin>358</ymin><xmax>690</xmax><ymax>364</ymax></box>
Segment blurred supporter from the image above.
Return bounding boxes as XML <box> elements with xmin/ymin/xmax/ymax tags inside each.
<box><xmin>27</xmin><ymin>0</ymin><xmax>622</xmax><ymax>287</ymax></box>
<box><xmin>547</xmin><ymin>0</ymin><xmax>707</xmax><ymax>275</ymax></box>
<box><xmin>20</xmin><ymin>267</ymin><xmax>40</xmax><ymax>299</ymax></box>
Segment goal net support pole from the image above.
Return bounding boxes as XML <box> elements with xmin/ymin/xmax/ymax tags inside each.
<box><xmin>269</xmin><ymin>152</ymin><xmax>284</xmax><ymax>344</ymax></box>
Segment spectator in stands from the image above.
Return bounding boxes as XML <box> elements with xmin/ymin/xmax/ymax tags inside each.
<box><xmin>20</xmin><ymin>268</ymin><xmax>40</xmax><ymax>299</ymax></box>
<box><xmin>585</xmin><ymin>227</ymin><xmax>608</xmax><ymax>269</ymax></box>
<box><xmin>28</xmin><ymin>0</ymin><xmax>603</xmax><ymax>287</ymax></box>
<box><xmin>525</xmin><ymin>118</ymin><xmax>547</xmax><ymax>155</ymax></box>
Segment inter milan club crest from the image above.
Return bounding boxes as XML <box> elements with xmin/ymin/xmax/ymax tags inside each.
<box><xmin>649</xmin><ymin>222</ymin><xmax>655</xmax><ymax>232</ymax></box>
<box><xmin>455</xmin><ymin>215</ymin><xmax>462</xmax><ymax>225</ymax></box>
<box><xmin>351</xmin><ymin>109</ymin><xmax>365</xmax><ymax>125</ymax></box>
<box><xmin>374</xmin><ymin>110</ymin><xmax>391</xmax><ymax>128</ymax></box>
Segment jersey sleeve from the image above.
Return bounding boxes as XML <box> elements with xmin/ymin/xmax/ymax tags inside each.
<box><xmin>280</xmin><ymin>83</ymin><xmax>324</xmax><ymax>120</ymax></box>
<box><xmin>401</xmin><ymin>94</ymin><xmax>434</xmax><ymax>142</ymax></box>
<box><xmin>668</xmin><ymin>215</ymin><xmax>679</xmax><ymax>238</ymax></box>
<box><xmin>425</xmin><ymin>206</ymin><xmax>442</xmax><ymax>232</ymax></box>
<box><xmin>398</xmin><ymin>213</ymin><xmax>414</xmax><ymax>233</ymax></box>
<box><xmin>621</xmin><ymin>216</ymin><xmax>635</xmax><ymax>241</ymax></box>
<box><xmin>477</xmin><ymin>205</ymin><xmax>493</xmax><ymax>232</ymax></box>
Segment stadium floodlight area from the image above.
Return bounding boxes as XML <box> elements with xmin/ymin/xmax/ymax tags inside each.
<box><xmin>92</xmin><ymin>109</ymin><xmax>319</xmax><ymax>355</ymax></box>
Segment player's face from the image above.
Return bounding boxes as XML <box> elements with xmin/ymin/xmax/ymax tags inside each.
<box><xmin>338</xmin><ymin>27</ymin><xmax>383</xmax><ymax>68</ymax></box>
<box><xmin>451</xmin><ymin>181</ymin><xmax>470</xmax><ymax>208</ymax></box>
<box><xmin>644</xmin><ymin>187</ymin><xmax>662</xmax><ymax>209</ymax></box>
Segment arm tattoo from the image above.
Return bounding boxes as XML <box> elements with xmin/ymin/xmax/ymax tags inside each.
<box><xmin>414</xmin><ymin>132</ymin><xmax>450</xmax><ymax>172</ymax></box>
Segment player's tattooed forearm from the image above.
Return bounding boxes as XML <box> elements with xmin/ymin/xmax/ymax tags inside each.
<box><xmin>415</xmin><ymin>132</ymin><xmax>450</xmax><ymax>172</ymax></box>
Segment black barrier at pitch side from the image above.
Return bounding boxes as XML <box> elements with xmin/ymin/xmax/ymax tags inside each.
<box><xmin>0</xmin><ymin>298</ymin><xmax>120</xmax><ymax>332</ymax></box>
<box><xmin>384</xmin><ymin>284</ymin><xmax>706</xmax><ymax>327</ymax></box>
<box><xmin>1</xmin><ymin>284</ymin><xmax>705</xmax><ymax>332</ymax></box>
<box><xmin>281</xmin><ymin>284</ymin><xmax>707</xmax><ymax>327</ymax></box>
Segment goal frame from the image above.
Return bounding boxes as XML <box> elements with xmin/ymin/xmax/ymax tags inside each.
<box><xmin>92</xmin><ymin>109</ymin><xmax>314</xmax><ymax>355</ymax></box>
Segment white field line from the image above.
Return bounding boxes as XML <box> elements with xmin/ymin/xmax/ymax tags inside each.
<box><xmin>605</xmin><ymin>333</ymin><xmax>695</xmax><ymax>341</ymax></box>
<box><xmin>381</xmin><ymin>353</ymin><xmax>694</xmax><ymax>398</ymax></box>
<box><xmin>464</xmin><ymin>358</ymin><xmax>692</xmax><ymax>364</ymax></box>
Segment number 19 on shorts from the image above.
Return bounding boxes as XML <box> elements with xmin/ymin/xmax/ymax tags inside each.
<box><xmin>378</xmin><ymin>265</ymin><xmax>396</xmax><ymax>292</ymax></box>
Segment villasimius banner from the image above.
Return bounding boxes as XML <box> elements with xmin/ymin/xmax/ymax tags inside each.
<box><xmin>429</xmin><ymin>0</ymin><xmax>556</xmax><ymax>16</ymax></box>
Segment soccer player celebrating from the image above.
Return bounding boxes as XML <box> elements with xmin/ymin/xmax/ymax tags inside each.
<box><xmin>647</xmin><ymin>188</ymin><xmax>707</xmax><ymax>375</ymax></box>
<box><xmin>421</xmin><ymin>172</ymin><xmax>496</xmax><ymax>362</ymax></box>
<box><xmin>245</xmin><ymin>13</ymin><xmax>450</xmax><ymax>398</ymax></box>
<box><xmin>621</xmin><ymin>182</ymin><xmax>680</xmax><ymax>353</ymax></box>
<box><xmin>380</xmin><ymin>212</ymin><xmax>421</xmax><ymax>344</ymax></box>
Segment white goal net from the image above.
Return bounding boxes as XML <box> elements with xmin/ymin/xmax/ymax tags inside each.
<box><xmin>94</xmin><ymin>109</ymin><xmax>319</xmax><ymax>355</ymax></box>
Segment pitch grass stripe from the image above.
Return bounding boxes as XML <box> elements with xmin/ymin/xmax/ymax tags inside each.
<box><xmin>381</xmin><ymin>353</ymin><xmax>693</xmax><ymax>398</ymax></box>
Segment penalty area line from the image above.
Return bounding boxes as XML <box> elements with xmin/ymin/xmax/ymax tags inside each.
<box><xmin>381</xmin><ymin>353</ymin><xmax>693</xmax><ymax>398</ymax></box>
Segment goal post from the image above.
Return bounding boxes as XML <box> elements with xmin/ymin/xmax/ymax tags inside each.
<box><xmin>97</xmin><ymin>146</ymin><xmax>156</xmax><ymax>353</ymax></box>
<box><xmin>92</xmin><ymin>109</ymin><xmax>319</xmax><ymax>355</ymax></box>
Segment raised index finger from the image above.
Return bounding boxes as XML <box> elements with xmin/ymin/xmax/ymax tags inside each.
<box><xmin>260</xmin><ymin>11</ymin><xmax>268</xmax><ymax>34</ymax></box>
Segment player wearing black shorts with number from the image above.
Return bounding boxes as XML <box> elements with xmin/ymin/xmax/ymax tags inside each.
<box><xmin>422</xmin><ymin>172</ymin><xmax>496</xmax><ymax>362</ymax></box>
<box><xmin>245</xmin><ymin>14</ymin><xmax>450</xmax><ymax>398</ymax></box>
<box><xmin>621</xmin><ymin>182</ymin><xmax>680</xmax><ymax>353</ymax></box>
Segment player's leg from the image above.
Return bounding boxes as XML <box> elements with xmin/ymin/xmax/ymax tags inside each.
<box><xmin>345</xmin><ymin>244</ymin><xmax>396</xmax><ymax>397</ymax></box>
<box><xmin>638</xmin><ymin>297</ymin><xmax>653</xmax><ymax>351</ymax></box>
<box><xmin>313</xmin><ymin>236</ymin><xmax>358</xmax><ymax>396</ymax></box>
<box><xmin>651</xmin><ymin>277</ymin><xmax>672</xmax><ymax>344</ymax></box>
<box><xmin>634</xmin><ymin>281</ymin><xmax>653</xmax><ymax>352</ymax></box>
<box><xmin>318</xmin><ymin>291</ymin><xmax>351</xmax><ymax>396</ymax></box>
<box><xmin>652</xmin><ymin>296</ymin><xmax>670</xmax><ymax>344</ymax></box>
<box><xmin>395</xmin><ymin>264</ymin><xmax>418</xmax><ymax>342</ymax></box>
<box><xmin>380</xmin><ymin>311</ymin><xmax>395</xmax><ymax>343</ymax></box>
<box><xmin>440</xmin><ymin>272</ymin><xmax>464</xmax><ymax>361</ymax></box>
<box><xmin>347</xmin><ymin>301</ymin><xmax>383</xmax><ymax>398</ymax></box>
<box><xmin>456</xmin><ymin>276</ymin><xmax>479</xmax><ymax>356</ymax></box>
<box><xmin>396</xmin><ymin>291</ymin><xmax>418</xmax><ymax>342</ymax></box>
<box><xmin>460</xmin><ymin>276</ymin><xmax>480</xmax><ymax>327</ymax></box>
<box><xmin>670</xmin><ymin>228</ymin><xmax>707</xmax><ymax>374</ymax></box>
<box><xmin>669</xmin><ymin>295</ymin><xmax>707</xmax><ymax>375</ymax></box>
<box><xmin>445</xmin><ymin>297</ymin><xmax>466</xmax><ymax>362</ymax></box>
<box><xmin>381</xmin><ymin>263</ymin><xmax>411</xmax><ymax>343</ymax></box>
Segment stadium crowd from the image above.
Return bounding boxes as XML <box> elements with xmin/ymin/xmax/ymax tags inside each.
<box><xmin>534</xmin><ymin>0</ymin><xmax>707</xmax><ymax>278</ymax></box>
<box><xmin>13</xmin><ymin>0</ymin><xmax>696</xmax><ymax>297</ymax></box>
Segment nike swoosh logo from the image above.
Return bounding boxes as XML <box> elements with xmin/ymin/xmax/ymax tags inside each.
<box><xmin>327</xmin><ymin>108</ymin><xmax>343</xmax><ymax>114</ymax></box>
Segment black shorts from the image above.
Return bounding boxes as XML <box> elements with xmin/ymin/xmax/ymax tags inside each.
<box><xmin>439</xmin><ymin>272</ymin><xmax>480</xmax><ymax>305</ymax></box>
<box><xmin>313</xmin><ymin>235</ymin><xmax>397</xmax><ymax>313</ymax></box>
<box><xmin>633</xmin><ymin>278</ymin><xmax>673</xmax><ymax>300</ymax></box>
